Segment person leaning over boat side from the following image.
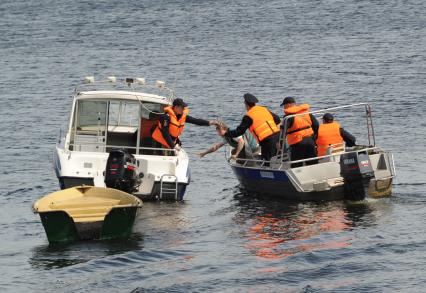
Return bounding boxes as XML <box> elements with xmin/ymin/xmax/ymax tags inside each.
<box><xmin>198</xmin><ymin>121</ymin><xmax>246</xmax><ymax>161</ymax></box>
<box><xmin>151</xmin><ymin>98</ymin><xmax>216</xmax><ymax>150</ymax></box>
<box><xmin>280</xmin><ymin>96</ymin><xmax>319</xmax><ymax>167</ymax></box>
<box><xmin>225</xmin><ymin>93</ymin><xmax>281</xmax><ymax>161</ymax></box>
<box><xmin>316</xmin><ymin>113</ymin><xmax>356</xmax><ymax>157</ymax></box>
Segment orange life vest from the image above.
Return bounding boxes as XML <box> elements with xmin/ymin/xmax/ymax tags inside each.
<box><xmin>284</xmin><ymin>104</ymin><xmax>314</xmax><ymax>145</ymax></box>
<box><xmin>316</xmin><ymin>122</ymin><xmax>343</xmax><ymax>156</ymax></box>
<box><xmin>152</xmin><ymin>106</ymin><xmax>189</xmax><ymax>148</ymax></box>
<box><xmin>246</xmin><ymin>105</ymin><xmax>280</xmax><ymax>142</ymax></box>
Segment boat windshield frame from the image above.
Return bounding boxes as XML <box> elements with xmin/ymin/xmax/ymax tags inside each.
<box><xmin>64</xmin><ymin>92</ymin><xmax>177</xmax><ymax>156</ymax></box>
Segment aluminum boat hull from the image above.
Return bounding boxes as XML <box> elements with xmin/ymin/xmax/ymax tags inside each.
<box><xmin>230</xmin><ymin>164</ymin><xmax>392</xmax><ymax>201</ymax></box>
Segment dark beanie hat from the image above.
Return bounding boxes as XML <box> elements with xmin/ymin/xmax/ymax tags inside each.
<box><xmin>322</xmin><ymin>113</ymin><xmax>334</xmax><ymax>122</ymax></box>
<box><xmin>243</xmin><ymin>93</ymin><xmax>259</xmax><ymax>104</ymax></box>
<box><xmin>172</xmin><ymin>98</ymin><xmax>188</xmax><ymax>107</ymax></box>
<box><xmin>280</xmin><ymin>96</ymin><xmax>295</xmax><ymax>106</ymax></box>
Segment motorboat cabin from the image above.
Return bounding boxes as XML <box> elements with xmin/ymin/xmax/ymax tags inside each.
<box><xmin>54</xmin><ymin>77</ymin><xmax>190</xmax><ymax>200</ymax></box>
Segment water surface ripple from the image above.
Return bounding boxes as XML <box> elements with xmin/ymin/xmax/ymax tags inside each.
<box><xmin>0</xmin><ymin>0</ymin><xmax>425</xmax><ymax>292</ymax></box>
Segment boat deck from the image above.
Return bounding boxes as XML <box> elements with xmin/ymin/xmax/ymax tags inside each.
<box><xmin>49</xmin><ymin>197</ymin><xmax>122</xmax><ymax>222</ymax></box>
<box><xmin>34</xmin><ymin>186</ymin><xmax>142</xmax><ymax>223</ymax></box>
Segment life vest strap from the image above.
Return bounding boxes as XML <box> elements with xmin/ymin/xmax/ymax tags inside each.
<box><xmin>287</xmin><ymin>125</ymin><xmax>311</xmax><ymax>135</ymax></box>
<box><xmin>265</xmin><ymin>120</ymin><xmax>275</xmax><ymax>132</ymax></box>
<box><xmin>169</xmin><ymin>121</ymin><xmax>184</xmax><ymax>128</ymax></box>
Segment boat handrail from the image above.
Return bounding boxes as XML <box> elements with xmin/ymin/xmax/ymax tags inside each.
<box><xmin>228</xmin><ymin>146</ymin><xmax>382</xmax><ymax>170</ymax></box>
<box><xmin>278</xmin><ymin>102</ymin><xmax>375</xmax><ymax>163</ymax></box>
<box><xmin>285</xmin><ymin>146</ymin><xmax>379</xmax><ymax>165</ymax></box>
<box><xmin>67</xmin><ymin>143</ymin><xmax>177</xmax><ymax>156</ymax></box>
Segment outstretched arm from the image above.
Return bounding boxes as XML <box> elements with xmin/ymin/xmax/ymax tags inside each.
<box><xmin>198</xmin><ymin>142</ymin><xmax>226</xmax><ymax>158</ymax></box>
<box><xmin>226</xmin><ymin>115</ymin><xmax>252</xmax><ymax>138</ymax></box>
<box><xmin>186</xmin><ymin>115</ymin><xmax>216</xmax><ymax>126</ymax></box>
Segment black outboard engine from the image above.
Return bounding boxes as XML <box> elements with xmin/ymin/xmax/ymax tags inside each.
<box><xmin>105</xmin><ymin>149</ymin><xmax>141</xmax><ymax>194</ymax></box>
<box><xmin>340</xmin><ymin>152</ymin><xmax>374</xmax><ymax>201</ymax></box>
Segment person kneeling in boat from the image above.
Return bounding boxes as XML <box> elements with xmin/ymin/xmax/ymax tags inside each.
<box><xmin>198</xmin><ymin>121</ymin><xmax>260</xmax><ymax>161</ymax></box>
<box><xmin>151</xmin><ymin>98</ymin><xmax>216</xmax><ymax>152</ymax></box>
<box><xmin>225</xmin><ymin>93</ymin><xmax>281</xmax><ymax>162</ymax></box>
<box><xmin>280</xmin><ymin>97</ymin><xmax>319</xmax><ymax>167</ymax></box>
<box><xmin>316</xmin><ymin>113</ymin><xmax>356</xmax><ymax>158</ymax></box>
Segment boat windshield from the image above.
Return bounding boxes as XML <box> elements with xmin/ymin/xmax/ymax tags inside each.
<box><xmin>69</xmin><ymin>99</ymin><xmax>173</xmax><ymax>155</ymax></box>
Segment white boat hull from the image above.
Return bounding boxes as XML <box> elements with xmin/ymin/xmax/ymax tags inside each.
<box><xmin>54</xmin><ymin>145</ymin><xmax>190</xmax><ymax>200</ymax></box>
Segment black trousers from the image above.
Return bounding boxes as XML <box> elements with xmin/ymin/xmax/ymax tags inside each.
<box><xmin>259</xmin><ymin>133</ymin><xmax>280</xmax><ymax>161</ymax></box>
<box><xmin>289</xmin><ymin>136</ymin><xmax>318</xmax><ymax>167</ymax></box>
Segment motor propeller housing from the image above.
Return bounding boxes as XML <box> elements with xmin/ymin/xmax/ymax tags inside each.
<box><xmin>104</xmin><ymin>149</ymin><xmax>141</xmax><ymax>194</ymax></box>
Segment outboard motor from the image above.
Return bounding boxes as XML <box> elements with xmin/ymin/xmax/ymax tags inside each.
<box><xmin>340</xmin><ymin>152</ymin><xmax>374</xmax><ymax>201</ymax></box>
<box><xmin>105</xmin><ymin>149</ymin><xmax>141</xmax><ymax>194</ymax></box>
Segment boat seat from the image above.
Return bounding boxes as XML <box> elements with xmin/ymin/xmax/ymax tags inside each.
<box><xmin>49</xmin><ymin>198</ymin><xmax>121</xmax><ymax>209</ymax></box>
<box><xmin>320</xmin><ymin>143</ymin><xmax>345</xmax><ymax>163</ymax></box>
<box><xmin>330</xmin><ymin>143</ymin><xmax>345</xmax><ymax>154</ymax></box>
<box><xmin>64</xmin><ymin>205</ymin><xmax>126</xmax><ymax>222</ymax></box>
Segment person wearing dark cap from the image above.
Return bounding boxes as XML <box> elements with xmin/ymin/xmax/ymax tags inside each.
<box><xmin>316</xmin><ymin>113</ymin><xmax>356</xmax><ymax>157</ymax></box>
<box><xmin>151</xmin><ymin>98</ymin><xmax>216</xmax><ymax>150</ymax></box>
<box><xmin>280</xmin><ymin>97</ymin><xmax>319</xmax><ymax>167</ymax></box>
<box><xmin>225</xmin><ymin>93</ymin><xmax>281</xmax><ymax>161</ymax></box>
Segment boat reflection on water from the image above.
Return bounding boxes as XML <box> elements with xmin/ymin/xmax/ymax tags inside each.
<box><xmin>232</xmin><ymin>191</ymin><xmax>376</xmax><ymax>261</ymax></box>
<box><xmin>29</xmin><ymin>233</ymin><xmax>143</xmax><ymax>270</ymax></box>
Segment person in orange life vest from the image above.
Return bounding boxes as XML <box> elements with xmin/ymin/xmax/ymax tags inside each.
<box><xmin>151</xmin><ymin>98</ymin><xmax>216</xmax><ymax>150</ymax></box>
<box><xmin>280</xmin><ymin>96</ymin><xmax>319</xmax><ymax>167</ymax></box>
<box><xmin>316</xmin><ymin>113</ymin><xmax>356</xmax><ymax>156</ymax></box>
<box><xmin>225</xmin><ymin>93</ymin><xmax>281</xmax><ymax>161</ymax></box>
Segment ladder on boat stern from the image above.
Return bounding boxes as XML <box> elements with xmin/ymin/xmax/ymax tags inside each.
<box><xmin>159</xmin><ymin>174</ymin><xmax>178</xmax><ymax>200</ymax></box>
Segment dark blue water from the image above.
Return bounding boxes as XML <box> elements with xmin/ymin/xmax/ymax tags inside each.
<box><xmin>1</xmin><ymin>0</ymin><xmax>425</xmax><ymax>291</ymax></box>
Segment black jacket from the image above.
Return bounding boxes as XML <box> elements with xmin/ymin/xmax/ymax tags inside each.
<box><xmin>340</xmin><ymin>128</ymin><xmax>356</xmax><ymax>147</ymax></box>
<box><xmin>226</xmin><ymin>109</ymin><xmax>281</xmax><ymax>139</ymax></box>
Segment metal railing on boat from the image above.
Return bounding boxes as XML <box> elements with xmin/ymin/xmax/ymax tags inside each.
<box><xmin>277</xmin><ymin>103</ymin><xmax>376</xmax><ymax>160</ymax></box>
<box><xmin>66</xmin><ymin>143</ymin><xmax>178</xmax><ymax>156</ymax></box>
<box><xmin>227</xmin><ymin>145</ymin><xmax>383</xmax><ymax>171</ymax></box>
<box><xmin>227</xmin><ymin>103</ymin><xmax>379</xmax><ymax>170</ymax></box>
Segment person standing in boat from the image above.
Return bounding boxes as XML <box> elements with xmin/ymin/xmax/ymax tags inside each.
<box><xmin>280</xmin><ymin>97</ymin><xmax>319</xmax><ymax>167</ymax></box>
<box><xmin>151</xmin><ymin>98</ymin><xmax>216</xmax><ymax>151</ymax></box>
<box><xmin>225</xmin><ymin>93</ymin><xmax>281</xmax><ymax>161</ymax></box>
<box><xmin>316</xmin><ymin>113</ymin><xmax>356</xmax><ymax>157</ymax></box>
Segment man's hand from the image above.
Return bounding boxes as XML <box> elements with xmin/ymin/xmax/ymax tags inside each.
<box><xmin>209</xmin><ymin>120</ymin><xmax>219</xmax><ymax>126</ymax></box>
<box><xmin>174</xmin><ymin>144</ymin><xmax>182</xmax><ymax>152</ymax></box>
<box><xmin>230</xmin><ymin>154</ymin><xmax>237</xmax><ymax>161</ymax></box>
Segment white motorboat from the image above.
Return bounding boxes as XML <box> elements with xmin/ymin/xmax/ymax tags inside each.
<box><xmin>54</xmin><ymin>77</ymin><xmax>190</xmax><ymax>200</ymax></box>
<box><xmin>228</xmin><ymin>103</ymin><xmax>396</xmax><ymax>201</ymax></box>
